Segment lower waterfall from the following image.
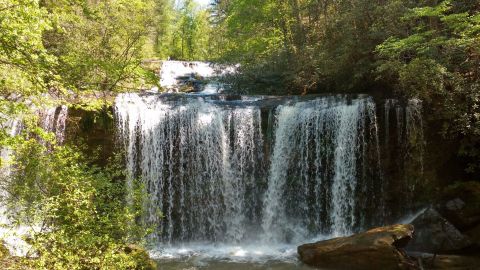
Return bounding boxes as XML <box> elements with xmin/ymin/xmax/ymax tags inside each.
<box><xmin>114</xmin><ymin>93</ymin><xmax>425</xmax><ymax>262</ymax></box>
<box><xmin>115</xmin><ymin>93</ymin><xmax>399</xmax><ymax>251</ymax></box>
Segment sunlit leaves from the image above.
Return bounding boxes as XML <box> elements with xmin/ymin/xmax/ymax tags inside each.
<box><xmin>0</xmin><ymin>0</ymin><xmax>55</xmax><ymax>95</ymax></box>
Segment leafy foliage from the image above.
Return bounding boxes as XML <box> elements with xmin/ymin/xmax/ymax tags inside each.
<box><xmin>0</xmin><ymin>0</ymin><xmax>54</xmax><ymax>97</ymax></box>
<box><xmin>159</xmin><ymin>0</ymin><xmax>214</xmax><ymax>60</ymax></box>
<box><xmin>5</xmin><ymin>142</ymin><xmax>153</xmax><ymax>270</ymax></box>
<box><xmin>376</xmin><ymin>0</ymin><xmax>480</xmax><ymax>173</ymax></box>
<box><xmin>0</xmin><ymin>1</ymin><xmax>162</xmax><ymax>268</ymax></box>
<box><xmin>212</xmin><ymin>0</ymin><xmax>480</xmax><ymax>175</ymax></box>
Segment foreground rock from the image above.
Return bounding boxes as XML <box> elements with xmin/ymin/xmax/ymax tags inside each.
<box><xmin>408</xmin><ymin>208</ymin><xmax>474</xmax><ymax>254</ymax></box>
<box><xmin>298</xmin><ymin>224</ymin><xmax>417</xmax><ymax>270</ymax></box>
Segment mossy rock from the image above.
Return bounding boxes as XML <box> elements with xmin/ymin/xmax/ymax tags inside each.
<box><xmin>0</xmin><ymin>242</ymin><xmax>9</xmax><ymax>259</ymax></box>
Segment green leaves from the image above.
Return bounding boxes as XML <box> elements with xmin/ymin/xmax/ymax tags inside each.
<box><xmin>0</xmin><ymin>0</ymin><xmax>54</xmax><ymax>95</ymax></box>
<box><xmin>6</xmin><ymin>142</ymin><xmax>151</xmax><ymax>269</ymax></box>
<box><xmin>375</xmin><ymin>0</ymin><xmax>480</xmax><ymax>173</ymax></box>
<box><xmin>408</xmin><ymin>0</ymin><xmax>451</xmax><ymax>18</ymax></box>
<box><xmin>43</xmin><ymin>0</ymin><xmax>159</xmax><ymax>94</ymax></box>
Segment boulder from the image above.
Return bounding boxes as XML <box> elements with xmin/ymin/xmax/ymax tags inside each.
<box><xmin>298</xmin><ymin>224</ymin><xmax>417</xmax><ymax>270</ymax></box>
<box><xmin>408</xmin><ymin>207</ymin><xmax>474</xmax><ymax>254</ymax></box>
<box><xmin>437</xmin><ymin>181</ymin><xmax>480</xmax><ymax>231</ymax></box>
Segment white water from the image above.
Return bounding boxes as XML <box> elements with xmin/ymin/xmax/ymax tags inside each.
<box><xmin>159</xmin><ymin>61</ymin><xmax>236</xmax><ymax>93</ymax></box>
<box><xmin>261</xmin><ymin>97</ymin><xmax>381</xmax><ymax>241</ymax></box>
<box><xmin>116</xmin><ymin>94</ymin><xmax>265</xmax><ymax>243</ymax></box>
<box><xmin>38</xmin><ymin>105</ymin><xmax>69</xmax><ymax>144</ymax></box>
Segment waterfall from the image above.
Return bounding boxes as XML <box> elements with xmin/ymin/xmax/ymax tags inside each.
<box><xmin>0</xmin><ymin>118</ymin><xmax>23</xmax><ymax>175</ymax></box>
<box><xmin>38</xmin><ymin>105</ymin><xmax>69</xmax><ymax>144</ymax></box>
<box><xmin>115</xmin><ymin>94</ymin><xmax>391</xmax><ymax>246</ymax></box>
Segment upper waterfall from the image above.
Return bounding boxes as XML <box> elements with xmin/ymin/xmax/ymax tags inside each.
<box><xmin>159</xmin><ymin>61</ymin><xmax>236</xmax><ymax>94</ymax></box>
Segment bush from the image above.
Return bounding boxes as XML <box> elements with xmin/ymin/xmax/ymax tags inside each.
<box><xmin>4</xmin><ymin>140</ymin><xmax>153</xmax><ymax>270</ymax></box>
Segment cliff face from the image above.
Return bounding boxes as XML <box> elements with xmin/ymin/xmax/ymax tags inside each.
<box><xmin>65</xmin><ymin>107</ymin><xmax>116</xmax><ymax>166</ymax></box>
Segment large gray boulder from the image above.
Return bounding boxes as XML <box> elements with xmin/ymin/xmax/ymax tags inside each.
<box><xmin>298</xmin><ymin>224</ymin><xmax>417</xmax><ymax>270</ymax></box>
<box><xmin>408</xmin><ymin>207</ymin><xmax>473</xmax><ymax>253</ymax></box>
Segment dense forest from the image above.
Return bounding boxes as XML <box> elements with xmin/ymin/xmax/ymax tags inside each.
<box><xmin>1</xmin><ymin>0</ymin><xmax>480</xmax><ymax>269</ymax></box>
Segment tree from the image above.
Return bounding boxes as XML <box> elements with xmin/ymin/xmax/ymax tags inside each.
<box><xmin>41</xmin><ymin>0</ymin><xmax>159</xmax><ymax>96</ymax></box>
<box><xmin>377</xmin><ymin>0</ymin><xmax>480</xmax><ymax>173</ymax></box>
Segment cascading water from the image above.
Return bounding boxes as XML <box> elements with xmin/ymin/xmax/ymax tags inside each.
<box><xmin>0</xmin><ymin>118</ymin><xmax>23</xmax><ymax>179</ymax></box>
<box><xmin>38</xmin><ymin>105</ymin><xmax>69</xmax><ymax>144</ymax></box>
<box><xmin>261</xmin><ymin>97</ymin><xmax>383</xmax><ymax>242</ymax></box>
<box><xmin>159</xmin><ymin>61</ymin><xmax>236</xmax><ymax>94</ymax></box>
<box><xmin>115</xmin><ymin>93</ymin><xmax>397</xmax><ymax>262</ymax></box>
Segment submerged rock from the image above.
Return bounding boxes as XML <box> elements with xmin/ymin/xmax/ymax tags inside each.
<box><xmin>408</xmin><ymin>208</ymin><xmax>474</xmax><ymax>254</ymax></box>
<box><xmin>297</xmin><ymin>224</ymin><xmax>417</xmax><ymax>270</ymax></box>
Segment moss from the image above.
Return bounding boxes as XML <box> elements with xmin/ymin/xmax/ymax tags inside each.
<box><xmin>0</xmin><ymin>242</ymin><xmax>9</xmax><ymax>260</ymax></box>
<box><xmin>123</xmin><ymin>245</ymin><xmax>157</xmax><ymax>270</ymax></box>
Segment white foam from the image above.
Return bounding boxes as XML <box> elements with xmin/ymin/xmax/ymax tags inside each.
<box><xmin>148</xmin><ymin>234</ymin><xmax>331</xmax><ymax>263</ymax></box>
<box><xmin>159</xmin><ymin>61</ymin><xmax>236</xmax><ymax>93</ymax></box>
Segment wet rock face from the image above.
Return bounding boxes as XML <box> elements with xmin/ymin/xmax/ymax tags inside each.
<box><xmin>297</xmin><ymin>224</ymin><xmax>417</xmax><ymax>270</ymax></box>
<box><xmin>65</xmin><ymin>108</ymin><xmax>116</xmax><ymax>166</ymax></box>
<box><xmin>408</xmin><ymin>208</ymin><xmax>474</xmax><ymax>254</ymax></box>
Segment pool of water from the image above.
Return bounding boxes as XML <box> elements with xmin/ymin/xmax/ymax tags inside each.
<box><xmin>150</xmin><ymin>243</ymin><xmax>316</xmax><ymax>270</ymax></box>
<box><xmin>155</xmin><ymin>260</ymin><xmax>314</xmax><ymax>270</ymax></box>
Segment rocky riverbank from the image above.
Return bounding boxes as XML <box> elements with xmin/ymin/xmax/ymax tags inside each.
<box><xmin>298</xmin><ymin>182</ymin><xmax>480</xmax><ymax>269</ymax></box>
